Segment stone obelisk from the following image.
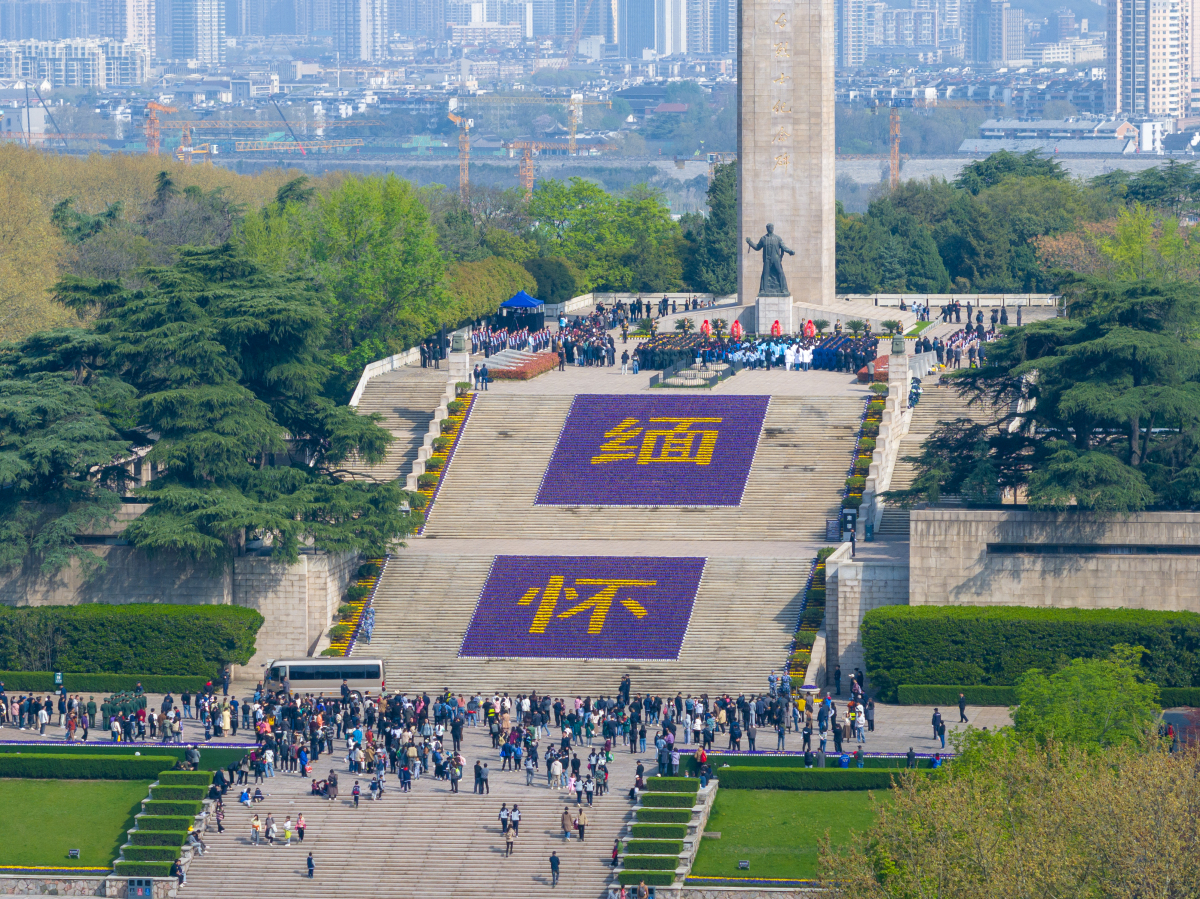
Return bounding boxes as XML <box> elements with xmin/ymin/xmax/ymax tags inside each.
<box><xmin>738</xmin><ymin>0</ymin><xmax>836</xmax><ymax>329</ymax></box>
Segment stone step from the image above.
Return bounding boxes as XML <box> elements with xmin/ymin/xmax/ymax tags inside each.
<box><xmin>343</xmin><ymin>371</ymin><xmax>451</xmax><ymax>483</ymax></box>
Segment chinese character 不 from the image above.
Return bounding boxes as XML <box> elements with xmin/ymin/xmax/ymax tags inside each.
<box><xmin>772</xmin><ymin>127</ymin><xmax>790</xmax><ymax>143</ymax></box>
<box><xmin>774</xmin><ymin>154</ymin><xmax>789</xmax><ymax>171</ymax></box>
<box><xmin>773</xmin><ymin>42</ymin><xmax>790</xmax><ymax>58</ymax></box>
<box><xmin>518</xmin><ymin>576</ymin><xmax>653</xmax><ymax>635</ymax></box>
<box><xmin>591</xmin><ymin>417</ymin><xmax>722</xmax><ymax>466</ymax></box>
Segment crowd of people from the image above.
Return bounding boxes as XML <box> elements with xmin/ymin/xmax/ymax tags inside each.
<box><xmin>470</xmin><ymin>325</ymin><xmax>553</xmax><ymax>357</ymax></box>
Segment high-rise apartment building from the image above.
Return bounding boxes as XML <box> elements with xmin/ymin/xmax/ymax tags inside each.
<box><xmin>711</xmin><ymin>0</ymin><xmax>734</xmax><ymax>52</ymax></box>
<box><xmin>838</xmin><ymin>0</ymin><xmax>867</xmax><ymax>66</ymax></box>
<box><xmin>616</xmin><ymin>0</ymin><xmax>652</xmax><ymax>55</ymax></box>
<box><xmin>967</xmin><ymin>0</ymin><xmax>1021</xmax><ymax>61</ymax></box>
<box><xmin>0</xmin><ymin>0</ymin><xmax>86</xmax><ymax>39</ymax></box>
<box><xmin>333</xmin><ymin>0</ymin><xmax>385</xmax><ymax>59</ymax></box>
<box><xmin>686</xmin><ymin>0</ymin><xmax>708</xmax><ymax>51</ymax></box>
<box><xmin>654</xmin><ymin>0</ymin><xmax>684</xmax><ymax>53</ymax></box>
<box><xmin>171</xmin><ymin>0</ymin><xmax>223</xmax><ymax>63</ymax></box>
<box><xmin>98</xmin><ymin>0</ymin><xmax>155</xmax><ymax>55</ymax></box>
<box><xmin>1107</xmin><ymin>0</ymin><xmax>1190</xmax><ymax>117</ymax></box>
<box><xmin>0</xmin><ymin>36</ymin><xmax>146</xmax><ymax>84</ymax></box>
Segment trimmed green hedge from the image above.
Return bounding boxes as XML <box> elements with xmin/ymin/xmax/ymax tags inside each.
<box><xmin>0</xmin><ymin>671</ymin><xmax>215</xmax><ymax>693</ymax></box>
<box><xmin>688</xmin><ymin>755</ymin><xmax>939</xmax><ymax>775</ymax></box>
<box><xmin>897</xmin><ymin>685</ymin><xmax>1019</xmax><ymax>706</ymax></box>
<box><xmin>617</xmin><ymin>871</ymin><xmax>675</xmax><ymax>887</ymax></box>
<box><xmin>623</xmin><ymin>855</ymin><xmax>678</xmax><ymax>871</ymax></box>
<box><xmin>157</xmin><ymin>771</ymin><xmax>214</xmax><ymax>787</ymax></box>
<box><xmin>625</xmin><ymin>840</ymin><xmax>683</xmax><ymax>855</ymax></box>
<box><xmin>640</xmin><ymin>793</ymin><xmax>696</xmax><ymax>808</ymax></box>
<box><xmin>151</xmin><ymin>785</ymin><xmax>207</xmax><ymax>801</ymax></box>
<box><xmin>633</xmin><ymin>809</ymin><xmax>691</xmax><ymax>824</ymax></box>
<box><xmin>645</xmin><ymin>777</ymin><xmax>700</xmax><ymax>793</ymax></box>
<box><xmin>717</xmin><ymin>767</ymin><xmax>924</xmax><ymax>791</ymax></box>
<box><xmin>0</xmin><ymin>745</ymin><xmax>247</xmax><ymax>770</ymax></box>
<box><xmin>129</xmin><ymin>831</ymin><xmax>188</xmax><ymax>847</ymax></box>
<box><xmin>1161</xmin><ymin>687</ymin><xmax>1200</xmax><ymax>707</ymax></box>
<box><xmin>122</xmin><ymin>847</ymin><xmax>181</xmax><ymax>862</ymax></box>
<box><xmin>631</xmin><ymin>824</ymin><xmax>688</xmax><ymax>840</ymax></box>
<box><xmin>114</xmin><ymin>862</ymin><xmax>174</xmax><ymax>877</ymax></box>
<box><xmin>0</xmin><ymin>605</ymin><xmax>263</xmax><ymax>678</ymax></box>
<box><xmin>862</xmin><ymin>606</ymin><xmax>1200</xmax><ymax>701</ymax></box>
<box><xmin>143</xmin><ymin>800</ymin><xmax>202</xmax><ymax>817</ymax></box>
<box><xmin>0</xmin><ymin>754</ymin><xmax>176</xmax><ymax>780</ymax></box>
<box><xmin>137</xmin><ymin>816</ymin><xmax>195</xmax><ymax>831</ymax></box>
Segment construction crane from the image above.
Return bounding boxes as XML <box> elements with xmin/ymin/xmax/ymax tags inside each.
<box><xmin>447</xmin><ymin>111</ymin><xmax>473</xmax><ymax>201</ymax></box>
<box><xmin>457</xmin><ymin>94</ymin><xmax>610</xmax><ymax>154</ymax></box>
<box><xmin>560</xmin><ymin>0</ymin><xmax>598</xmax><ymax>70</ymax></box>
<box><xmin>170</xmin><ymin>119</ymin><xmax>380</xmax><ymax>163</ymax></box>
<box><xmin>504</xmin><ymin>140</ymin><xmax>568</xmax><ymax>197</ymax></box>
<box><xmin>880</xmin><ymin>97</ymin><xmax>996</xmax><ymax>189</ymax></box>
<box><xmin>234</xmin><ymin>138</ymin><xmax>364</xmax><ymax>152</ymax></box>
<box><xmin>144</xmin><ymin>101</ymin><xmax>177</xmax><ymax>156</ymax></box>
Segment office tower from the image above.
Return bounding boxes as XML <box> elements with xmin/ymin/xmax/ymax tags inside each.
<box><xmin>655</xmin><ymin>0</ymin><xmax>684</xmax><ymax>53</ymax></box>
<box><xmin>390</xmin><ymin>0</ymin><xmax>416</xmax><ymax>33</ymax></box>
<box><xmin>838</xmin><ymin>0</ymin><xmax>866</xmax><ymax>65</ymax></box>
<box><xmin>1108</xmin><ymin>0</ymin><xmax>1189</xmax><ymax>116</ymax></box>
<box><xmin>416</xmin><ymin>0</ymin><xmax>445</xmax><ymax>36</ymax></box>
<box><xmin>616</xmin><ymin>0</ymin><xmax>652</xmax><ymax>55</ymax></box>
<box><xmin>98</xmin><ymin>0</ymin><xmax>155</xmax><ymax>55</ymax></box>
<box><xmin>334</xmin><ymin>0</ymin><xmax>385</xmax><ymax>59</ymax></box>
<box><xmin>686</xmin><ymin>0</ymin><xmax>708</xmax><ymax>51</ymax></box>
<box><xmin>1054</xmin><ymin>7</ymin><xmax>1074</xmax><ymax>38</ymax></box>
<box><xmin>709</xmin><ymin>0</ymin><xmax>733</xmax><ymax>52</ymax></box>
<box><xmin>969</xmin><ymin>0</ymin><xmax>1019</xmax><ymax>61</ymax></box>
<box><xmin>0</xmin><ymin>0</ymin><xmax>87</xmax><ymax>39</ymax></box>
<box><xmin>171</xmin><ymin>0</ymin><xmax>224</xmax><ymax>63</ymax></box>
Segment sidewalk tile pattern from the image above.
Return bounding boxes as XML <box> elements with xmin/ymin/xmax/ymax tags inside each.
<box><xmin>459</xmin><ymin>555</ymin><xmax>706</xmax><ymax>660</ymax></box>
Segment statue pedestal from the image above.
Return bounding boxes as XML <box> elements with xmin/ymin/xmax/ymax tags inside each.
<box><xmin>755</xmin><ymin>295</ymin><xmax>793</xmax><ymax>335</ymax></box>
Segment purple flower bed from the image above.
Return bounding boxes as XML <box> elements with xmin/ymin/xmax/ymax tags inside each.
<box><xmin>536</xmin><ymin>395</ymin><xmax>770</xmax><ymax>507</ymax></box>
<box><xmin>459</xmin><ymin>555</ymin><xmax>706</xmax><ymax>660</ymax></box>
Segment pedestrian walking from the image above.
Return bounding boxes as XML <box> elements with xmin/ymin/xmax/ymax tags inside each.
<box><xmin>306</xmin><ymin>852</ymin><xmax>314</xmax><ymax>878</ymax></box>
<box><xmin>505</xmin><ymin>828</ymin><xmax>516</xmax><ymax>857</ymax></box>
<box><xmin>499</xmin><ymin>803</ymin><xmax>510</xmax><ymax>834</ymax></box>
<box><xmin>577</xmin><ymin>809</ymin><xmax>588</xmax><ymax>842</ymax></box>
<box><xmin>549</xmin><ymin>851</ymin><xmax>560</xmax><ymax>887</ymax></box>
<box><xmin>561</xmin><ymin>806</ymin><xmax>573</xmax><ymax>841</ymax></box>
<box><xmin>296</xmin><ymin>813</ymin><xmax>305</xmax><ymax>843</ymax></box>
<box><xmin>958</xmin><ymin>693</ymin><xmax>969</xmax><ymax>724</ymax></box>
<box><xmin>511</xmin><ymin>804</ymin><xmax>521</xmax><ymax>835</ymax></box>
<box><xmin>611</xmin><ymin>839</ymin><xmax>620</xmax><ymax>868</ymax></box>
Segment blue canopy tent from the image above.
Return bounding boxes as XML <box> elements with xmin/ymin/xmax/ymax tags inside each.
<box><xmin>495</xmin><ymin>290</ymin><xmax>544</xmax><ymax>331</ymax></box>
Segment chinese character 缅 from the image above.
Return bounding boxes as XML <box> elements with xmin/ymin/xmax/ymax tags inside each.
<box><xmin>518</xmin><ymin>576</ymin><xmax>654</xmax><ymax>635</ymax></box>
<box><xmin>591</xmin><ymin>417</ymin><xmax>722</xmax><ymax>466</ymax></box>
<box><xmin>774</xmin><ymin>153</ymin><xmax>789</xmax><ymax>171</ymax></box>
<box><xmin>773</xmin><ymin>42</ymin><xmax>790</xmax><ymax>58</ymax></box>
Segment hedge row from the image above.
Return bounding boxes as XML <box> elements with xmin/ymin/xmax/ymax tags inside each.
<box><xmin>625</xmin><ymin>840</ymin><xmax>683</xmax><ymax>856</ymax></box>
<box><xmin>717</xmin><ymin>768</ymin><xmax>926</xmax><ymax>791</ymax></box>
<box><xmin>122</xmin><ymin>847</ymin><xmax>181</xmax><ymax>862</ymax></box>
<box><xmin>688</xmin><ymin>755</ymin><xmax>939</xmax><ymax>774</ymax></box>
<box><xmin>1161</xmin><ymin>688</ymin><xmax>1200</xmax><ymax>707</ymax></box>
<box><xmin>0</xmin><ymin>671</ymin><xmax>215</xmax><ymax>694</ymax></box>
<box><xmin>644</xmin><ymin>777</ymin><xmax>700</xmax><ymax>793</ymax></box>
<box><xmin>622</xmin><ymin>855</ymin><xmax>678</xmax><ymax>871</ymax></box>
<box><xmin>862</xmin><ymin>606</ymin><xmax>1200</xmax><ymax>701</ymax></box>
<box><xmin>0</xmin><ymin>745</ymin><xmax>247</xmax><ymax>770</ymax></box>
<box><xmin>0</xmin><ymin>754</ymin><xmax>176</xmax><ymax>780</ymax></box>
<box><xmin>143</xmin><ymin>800</ymin><xmax>202</xmax><ymax>817</ymax></box>
<box><xmin>640</xmin><ymin>793</ymin><xmax>696</xmax><ymax>809</ymax></box>
<box><xmin>0</xmin><ymin>605</ymin><xmax>264</xmax><ymax>678</ymax></box>
<box><xmin>136</xmin><ymin>816</ymin><xmax>195</xmax><ymax>831</ymax></box>
<box><xmin>897</xmin><ymin>685</ymin><xmax>1020</xmax><ymax>706</ymax></box>
<box><xmin>617</xmin><ymin>872</ymin><xmax>675</xmax><ymax>887</ymax></box>
<box><xmin>632</xmin><ymin>809</ymin><xmax>691</xmax><ymax>824</ymax></box>
<box><xmin>129</xmin><ymin>831</ymin><xmax>188</xmax><ymax>847</ymax></box>
<box><xmin>157</xmin><ymin>771</ymin><xmax>214</xmax><ymax>787</ymax></box>
<box><xmin>630</xmin><ymin>824</ymin><xmax>688</xmax><ymax>840</ymax></box>
<box><xmin>151</xmin><ymin>785</ymin><xmax>207</xmax><ymax>801</ymax></box>
<box><xmin>114</xmin><ymin>862</ymin><xmax>174</xmax><ymax>877</ymax></box>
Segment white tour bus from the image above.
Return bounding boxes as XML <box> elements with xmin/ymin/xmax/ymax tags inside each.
<box><xmin>264</xmin><ymin>657</ymin><xmax>386</xmax><ymax>698</ymax></box>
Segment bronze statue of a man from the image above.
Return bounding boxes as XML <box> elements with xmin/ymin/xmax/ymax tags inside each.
<box><xmin>746</xmin><ymin>223</ymin><xmax>795</xmax><ymax>297</ymax></box>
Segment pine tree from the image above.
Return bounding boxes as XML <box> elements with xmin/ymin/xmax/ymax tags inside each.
<box><xmin>695</xmin><ymin>162</ymin><xmax>738</xmax><ymax>295</ymax></box>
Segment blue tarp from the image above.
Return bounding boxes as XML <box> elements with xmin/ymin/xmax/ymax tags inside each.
<box><xmin>500</xmin><ymin>290</ymin><xmax>543</xmax><ymax>308</ymax></box>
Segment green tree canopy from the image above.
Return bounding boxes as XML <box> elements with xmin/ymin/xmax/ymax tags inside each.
<box><xmin>887</xmin><ymin>277</ymin><xmax>1200</xmax><ymax>511</ymax></box>
<box><xmin>1</xmin><ymin>244</ymin><xmax>424</xmax><ymax>575</ymax></box>
<box><xmin>693</xmin><ymin>161</ymin><xmax>737</xmax><ymax>295</ymax></box>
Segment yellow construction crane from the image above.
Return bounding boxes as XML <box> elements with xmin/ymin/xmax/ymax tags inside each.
<box><xmin>880</xmin><ymin>97</ymin><xmax>998</xmax><ymax>189</ymax></box>
<box><xmin>170</xmin><ymin>118</ymin><xmax>380</xmax><ymax>163</ymax></box>
<box><xmin>447</xmin><ymin>111</ymin><xmax>473</xmax><ymax>201</ymax></box>
<box><xmin>144</xmin><ymin>101</ymin><xmax>177</xmax><ymax>156</ymax></box>
<box><xmin>504</xmin><ymin>140</ymin><xmax>571</xmax><ymax>197</ymax></box>
<box><xmin>459</xmin><ymin>94</ymin><xmax>610</xmax><ymax>155</ymax></box>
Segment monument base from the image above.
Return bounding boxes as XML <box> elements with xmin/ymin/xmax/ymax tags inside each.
<box><xmin>755</xmin><ymin>295</ymin><xmax>793</xmax><ymax>335</ymax></box>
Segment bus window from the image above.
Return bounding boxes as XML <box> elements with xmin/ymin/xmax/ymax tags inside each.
<box><xmin>269</xmin><ymin>666</ymin><xmax>286</xmax><ymax>681</ymax></box>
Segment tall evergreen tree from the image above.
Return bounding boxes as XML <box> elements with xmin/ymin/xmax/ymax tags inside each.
<box><xmin>695</xmin><ymin>162</ymin><xmax>737</xmax><ymax>295</ymax></box>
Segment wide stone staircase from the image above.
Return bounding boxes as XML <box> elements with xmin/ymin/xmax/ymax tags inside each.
<box><xmin>343</xmin><ymin>369</ymin><xmax>451</xmax><ymax>483</ymax></box>
<box><xmin>422</xmin><ymin>394</ymin><xmax>863</xmax><ymax>542</ymax></box>
<box><xmin>877</xmin><ymin>383</ymin><xmax>1004</xmax><ymax>539</ymax></box>
<box><xmin>358</xmin><ymin>553</ymin><xmax>808</xmax><ymax>697</ymax></box>
<box><xmin>182</xmin><ymin>726</ymin><xmax>638</xmax><ymax>899</ymax></box>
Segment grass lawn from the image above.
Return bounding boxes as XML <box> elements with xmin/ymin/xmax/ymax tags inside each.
<box><xmin>690</xmin><ymin>789</ymin><xmax>888</xmax><ymax>881</ymax></box>
<box><xmin>904</xmin><ymin>320</ymin><xmax>934</xmax><ymax>337</ymax></box>
<box><xmin>0</xmin><ymin>779</ymin><xmax>150</xmax><ymax>868</ymax></box>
